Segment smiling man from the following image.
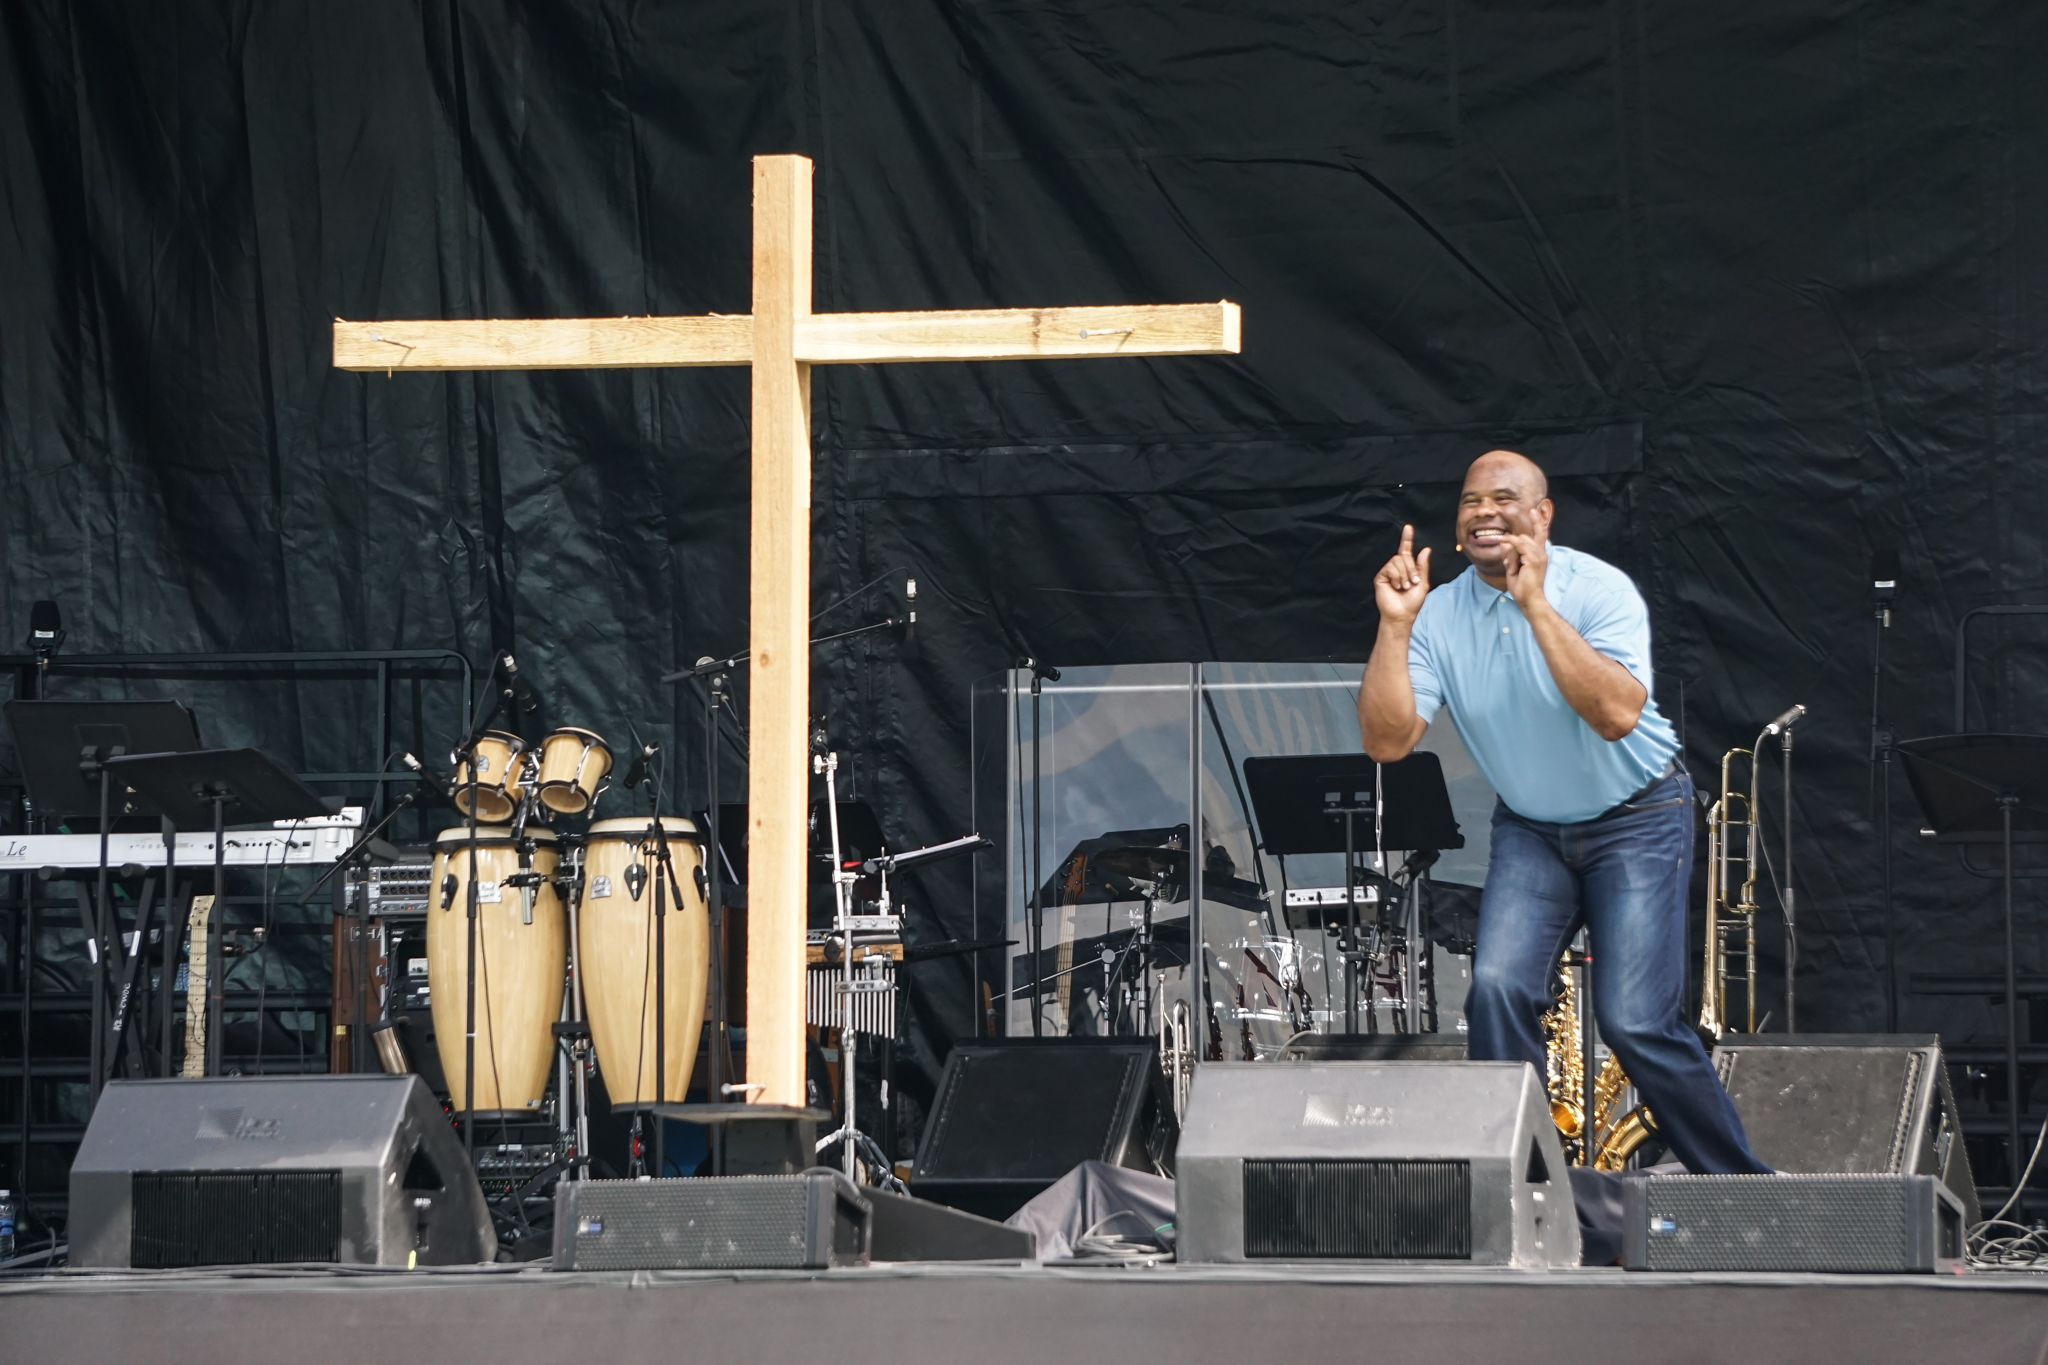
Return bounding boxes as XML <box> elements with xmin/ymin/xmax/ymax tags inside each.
<box><xmin>1357</xmin><ymin>449</ymin><xmax>1767</xmax><ymax>1175</ymax></box>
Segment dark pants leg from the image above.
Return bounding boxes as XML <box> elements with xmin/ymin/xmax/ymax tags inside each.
<box><xmin>1466</xmin><ymin>772</ymin><xmax>1769</xmax><ymax>1175</ymax></box>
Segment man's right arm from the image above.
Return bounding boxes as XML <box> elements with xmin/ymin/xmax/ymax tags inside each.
<box><xmin>1360</xmin><ymin>620</ymin><xmax>1428</xmax><ymax>761</ymax></box>
<box><xmin>1358</xmin><ymin>526</ymin><xmax>1432</xmax><ymax>762</ymax></box>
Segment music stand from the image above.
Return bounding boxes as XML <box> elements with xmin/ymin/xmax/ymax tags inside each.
<box><xmin>104</xmin><ymin>749</ymin><xmax>332</xmax><ymax>1077</ymax></box>
<box><xmin>1898</xmin><ymin>732</ymin><xmax>2048</xmax><ymax>1197</ymax></box>
<box><xmin>1243</xmin><ymin>752</ymin><xmax>1463</xmax><ymax>1035</ymax></box>
<box><xmin>4</xmin><ymin>700</ymin><xmax>205</xmax><ymax>1105</ymax></box>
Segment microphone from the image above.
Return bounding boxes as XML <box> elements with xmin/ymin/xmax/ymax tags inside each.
<box><xmin>499</xmin><ymin>651</ymin><xmax>540</xmax><ymax>713</ymax></box>
<box><xmin>399</xmin><ymin>752</ymin><xmax>446</xmax><ymax>793</ymax></box>
<box><xmin>1871</xmin><ymin>549</ymin><xmax>1899</xmax><ymax>605</ymax></box>
<box><xmin>622</xmin><ymin>743</ymin><xmax>656</xmax><ymax>791</ymax></box>
<box><xmin>28</xmin><ymin>599</ymin><xmax>62</xmax><ymax>657</ymax></box>
<box><xmin>1020</xmin><ymin>656</ymin><xmax>1061</xmax><ymax>683</ymax></box>
<box><xmin>1763</xmin><ymin>703</ymin><xmax>1807</xmax><ymax>736</ymax></box>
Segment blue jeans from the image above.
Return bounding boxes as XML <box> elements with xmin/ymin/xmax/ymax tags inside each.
<box><xmin>1466</xmin><ymin>770</ymin><xmax>1770</xmax><ymax>1175</ymax></box>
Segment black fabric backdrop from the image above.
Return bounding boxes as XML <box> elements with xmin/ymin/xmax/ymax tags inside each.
<box><xmin>5</xmin><ymin>0</ymin><xmax>2048</xmax><ymax>1114</ymax></box>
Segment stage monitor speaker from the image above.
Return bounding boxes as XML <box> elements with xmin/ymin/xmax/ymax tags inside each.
<box><xmin>1712</xmin><ymin>1034</ymin><xmax>1978</xmax><ymax>1223</ymax></box>
<box><xmin>553</xmin><ymin>1170</ymin><xmax>869</xmax><ymax>1270</ymax></box>
<box><xmin>70</xmin><ymin>1075</ymin><xmax>494</xmax><ymax>1268</ymax></box>
<box><xmin>910</xmin><ymin>1040</ymin><xmax>1176</xmax><ymax>1222</ymax></box>
<box><xmin>865</xmin><ymin>1187</ymin><xmax>1037</xmax><ymax>1261</ymax></box>
<box><xmin>1623</xmin><ymin>1174</ymin><xmax>1965</xmax><ymax>1273</ymax></box>
<box><xmin>1175</xmin><ymin>1061</ymin><xmax>1578</xmax><ymax>1267</ymax></box>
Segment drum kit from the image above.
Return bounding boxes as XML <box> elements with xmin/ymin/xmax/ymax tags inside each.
<box><xmin>429</xmin><ymin>722</ymin><xmax>714</xmax><ymax>1178</ymax></box>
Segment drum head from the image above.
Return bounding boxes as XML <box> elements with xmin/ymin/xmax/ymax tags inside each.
<box><xmin>433</xmin><ymin>823</ymin><xmax>559</xmax><ymax>847</ymax></box>
<box><xmin>586</xmin><ymin>815</ymin><xmax>698</xmax><ymax>839</ymax></box>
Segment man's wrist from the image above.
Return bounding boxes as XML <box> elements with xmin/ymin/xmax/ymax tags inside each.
<box><xmin>1517</xmin><ymin>592</ymin><xmax>1557</xmax><ymax>626</ymax></box>
<box><xmin>1377</xmin><ymin>618</ymin><xmax>1416</xmax><ymax>644</ymax></box>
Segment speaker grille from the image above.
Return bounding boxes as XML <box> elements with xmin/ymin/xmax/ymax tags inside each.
<box><xmin>131</xmin><ymin>1170</ymin><xmax>342</xmax><ymax>1268</ymax></box>
<box><xmin>1243</xmin><ymin>1159</ymin><xmax>1471</xmax><ymax>1259</ymax></box>
<box><xmin>1640</xmin><ymin>1174</ymin><xmax>1925</xmax><ymax>1272</ymax></box>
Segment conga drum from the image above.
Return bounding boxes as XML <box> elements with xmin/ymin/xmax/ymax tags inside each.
<box><xmin>579</xmin><ymin>816</ymin><xmax>708</xmax><ymax>1108</ymax></box>
<box><xmin>451</xmin><ymin>730</ymin><xmax>529</xmax><ymax>822</ymax></box>
<box><xmin>534</xmin><ymin>727</ymin><xmax>612</xmax><ymax>814</ymax></box>
<box><xmin>428</xmin><ymin>825</ymin><xmax>566</xmax><ymax>1114</ymax></box>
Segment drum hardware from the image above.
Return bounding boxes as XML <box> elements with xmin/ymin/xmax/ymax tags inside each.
<box><xmin>554</xmin><ymin>840</ymin><xmax>594</xmax><ymax>1181</ymax></box>
<box><xmin>811</xmin><ymin>750</ymin><xmax>905</xmax><ymax>1191</ymax></box>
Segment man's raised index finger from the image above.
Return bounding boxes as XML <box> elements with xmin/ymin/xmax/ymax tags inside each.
<box><xmin>1398</xmin><ymin>524</ymin><xmax>1414</xmax><ymax>554</ymax></box>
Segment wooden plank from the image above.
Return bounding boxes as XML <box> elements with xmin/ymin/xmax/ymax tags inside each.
<box><xmin>744</xmin><ymin>153</ymin><xmax>814</xmax><ymax>1111</ymax></box>
<box><xmin>793</xmin><ymin>301</ymin><xmax>1240</xmax><ymax>363</ymax></box>
<box><xmin>331</xmin><ymin>316</ymin><xmax>752</xmax><ymax>371</ymax></box>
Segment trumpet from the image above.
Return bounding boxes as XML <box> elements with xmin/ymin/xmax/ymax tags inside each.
<box><xmin>1701</xmin><ymin>744</ymin><xmax>1763</xmax><ymax>1037</ymax></box>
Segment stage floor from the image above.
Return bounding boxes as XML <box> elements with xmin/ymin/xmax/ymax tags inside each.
<box><xmin>6</xmin><ymin>1260</ymin><xmax>2047</xmax><ymax>1365</ymax></box>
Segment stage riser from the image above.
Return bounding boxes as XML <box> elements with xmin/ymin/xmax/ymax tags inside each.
<box><xmin>4</xmin><ymin>1271</ymin><xmax>2043</xmax><ymax>1365</ymax></box>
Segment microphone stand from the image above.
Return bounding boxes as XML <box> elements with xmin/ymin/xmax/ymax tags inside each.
<box><xmin>1782</xmin><ymin>725</ymin><xmax>1797</xmax><ymax>1034</ymax></box>
<box><xmin>450</xmin><ymin>653</ymin><xmax>510</xmax><ymax>1167</ymax></box>
<box><xmin>1871</xmin><ymin>591</ymin><xmax>1897</xmax><ymax>1030</ymax></box>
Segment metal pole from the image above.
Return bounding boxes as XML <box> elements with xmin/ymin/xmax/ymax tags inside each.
<box><xmin>705</xmin><ymin>673</ymin><xmax>727</xmax><ymax>1171</ymax></box>
<box><xmin>1580</xmin><ymin>940</ymin><xmax>1596</xmax><ymax>1166</ymax></box>
<box><xmin>19</xmin><ymin>873</ymin><xmax>32</xmax><ymax>1196</ymax></box>
<box><xmin>1343</xmin><ymin>807</ymin><xmax>1358</xmax><ymax>1035</ymax></box>
<box><xmin>90</xmin><ymin>764</ymin><xmax>110</xmax><ymax>1103</ymax></box>
<box><xmin>1783</xmin><ymin>728</ymin><xmax>1796</xmax><ymax>1034</ymax></box>
<box><xmin>464</xmin><ymin>770</ymin><xmax>480</xmax><ymax>1166</ymax></box>
<box><xmin>208</xmin><ymin>794</ymin><xmax>227</xmax><ymax>1076</ymax></box>
<box><xmin>1029</xmin><ymin>670</ymin><xmax>1044</xmax><ymax>1036</ymax></box>
<box><xmin>2002</xmin><ymin>795</ymin><xmax>2023</xmax><ymax>1205</ymax></box>
<box><xmin>653</xmin><ymin>828</ymin><xmax>668</xmax><ymax>1180</ymax></box>
<box><xmin>1187</xmin><ymin>663</ymin><xmax>1205</xmax><ymax>1060</ymax></box>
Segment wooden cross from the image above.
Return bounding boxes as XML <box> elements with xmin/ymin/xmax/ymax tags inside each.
<box><xmin>333</xmin><ymin>154</ymin><xmax>1240</xmax><ymax>1107</ymax></box>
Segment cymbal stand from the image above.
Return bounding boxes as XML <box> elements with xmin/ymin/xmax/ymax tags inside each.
<box><xmin>812</xmin><ymin>751</ymin><xmax>903</xmax><ymax>1189</ymax></box>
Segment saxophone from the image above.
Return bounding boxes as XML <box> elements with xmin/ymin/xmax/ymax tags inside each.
<box><xmin>1542</xmin><ymin>962</ymin><xmax>1657</xmax><ymax>1169</ymax></box>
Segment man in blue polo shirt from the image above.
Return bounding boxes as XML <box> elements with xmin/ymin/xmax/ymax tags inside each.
<box><xmin>1358</xmin><ymin>449</ymin><xmax>1766</xmax><ymax>1175</ymax></box>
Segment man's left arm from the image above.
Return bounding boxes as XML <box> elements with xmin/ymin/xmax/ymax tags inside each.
<box><xmin>1501</xmin><ymin>538</ymin><xmax>1647</xmax><ymax>742</ymax></box>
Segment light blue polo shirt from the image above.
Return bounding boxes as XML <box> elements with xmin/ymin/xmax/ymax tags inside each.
<box><xmin>1407</xmin><ymin>544</ymin><xmax>1678</xmax><ymax>824</ymax></box>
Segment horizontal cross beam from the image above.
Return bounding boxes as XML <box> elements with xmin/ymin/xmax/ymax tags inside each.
<box><xmin>333</xmin><ymin>302</ymin><xmax>1239</xmax><ymax>371</ymax></box>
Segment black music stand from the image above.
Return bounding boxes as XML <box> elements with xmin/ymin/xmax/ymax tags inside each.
<box><xmin>1244</xmin><ymin>752</ymin><xmax>1463</xmax><ymax>1035</ymax></box>
<box><xmin>103</xmin><ymin>749</ymin><xmax>332</xmax><ymax>1077</ymax></box>
<box><xmin>4</xmin><ymin>700</ymin><xmax>205</xmax><ymax>1106</ymax></box>
<box><xmin>1898</xmin><ymin>733</ymin><xmax>2048</xmax><ymax>1195</ymax></box>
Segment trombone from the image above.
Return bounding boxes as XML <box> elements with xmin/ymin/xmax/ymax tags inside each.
<box><xmin>1701</xmin><ymin>705</ymin><xmax>1802</xmax><ymax>1038</ymax></box>
<box><xmin>1700</xmin><ymin>746</ymin><xmax>1760</xmax><ymax>1036</ymax></box>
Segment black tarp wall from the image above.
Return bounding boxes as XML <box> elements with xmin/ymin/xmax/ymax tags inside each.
<box><xmin>5</xmin><ymin>0</ymin><xmax>2048</xmax><ymax>1148</ymax></box>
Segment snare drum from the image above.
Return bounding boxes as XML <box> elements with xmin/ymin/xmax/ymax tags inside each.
<box><xmin>427</xmin><ymin>826</ymin><xmax>565</xmax><ymax>1115</ymax></box>
<box><xmin>535</xmin><ymin>726</ymin><xmax>612</xmax><ymax>815</ymax></box>
<box><xmin>452</xmin><ymin>730</ymin><xmax>529</xmax><ymax>822</ymax></box>
<box><xmin>578</xmin><ymin>816</ymin><xmax>708</xmax><ymax>1108</ymax></box>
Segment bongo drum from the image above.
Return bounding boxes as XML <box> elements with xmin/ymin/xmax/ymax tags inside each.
<box><xmin>534</xmin><ymin>727</ymin><xmax>613</xmax><ymax>815</ymax></box>
<box><xmin>451</xmin><ymin>730</ymin><xmax>529</xmax><ymax>823</ymax></box>
<box><xmin>427</xmin><ymin>825</ymin><xmax>565</xmax><ymax>1114</ymax></box>
<box><xmin>578</xmin><ymin>816</ymin><xmax>708</xmax><ymax>1108</ymax></box>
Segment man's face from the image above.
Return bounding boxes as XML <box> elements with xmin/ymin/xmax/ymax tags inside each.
<box><xmin>1456</xmin><ymin>456</ymin><xmax>1553</xmax><ymax>577</ymax></box>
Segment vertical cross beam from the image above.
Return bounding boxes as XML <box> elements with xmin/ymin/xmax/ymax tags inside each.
<box><xmin>747</xmin><ymin>155</ymin><xmax>813</xmax><ymax>1108</ymax></box>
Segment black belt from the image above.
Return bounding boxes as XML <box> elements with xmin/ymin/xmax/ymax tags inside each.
<box><xmin>1594</xmin><ymin>757</ymin><xmax>1684</xmax><ymax>820</ymax></box>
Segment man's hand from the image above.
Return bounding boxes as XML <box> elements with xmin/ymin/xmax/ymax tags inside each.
<box><xmin>1500</xmin><ymin>534</ymin><xmax>1548</xmax><ymax>613</ymax></box>
<box><xmin>1374</xmin><ymin>525</ymin><xmax>1432</xmax><ymax>628</ymax></box>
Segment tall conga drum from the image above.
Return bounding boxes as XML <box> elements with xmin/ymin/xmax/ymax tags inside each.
<box><xmin>579</xmin><ymin>817</ymin><xmax>708</xmax><ymax>1108</ymax></box>
<box><xmin>428</xmin><ymin>825</ymin><xmax>566</xmax><ymax>1115</ymax></box>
